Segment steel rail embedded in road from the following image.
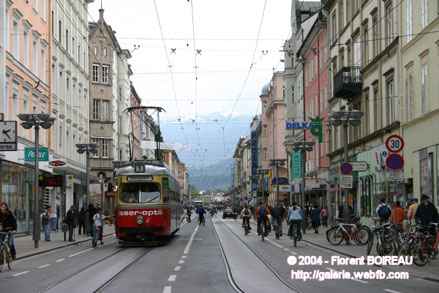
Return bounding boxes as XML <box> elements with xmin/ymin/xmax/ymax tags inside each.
<box><xmin>219</xmin><ymin>220</ymin><xmax>302</xmax><ymax>293</ymax></box>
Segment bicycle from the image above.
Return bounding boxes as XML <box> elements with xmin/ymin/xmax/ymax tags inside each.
<box><xmin>198</xmin><ymin>214</ymin><xmax>205</xmax><ymax>226</ymax></box>
<box><xmin>0</xmin><ymin>232</ymin><xmax>13</xmax><ymax>272</ymax></box>
<box><xmin>326</xmin><ymin>217</ymin><xmax>370</xmax><ymax>246</ymax></box>
<box><xmin>367</xmin><ymin>222</ymin><xmax>398</xmax><ymax>256</ymax></box>
<box><xmin>289</xmin><ymin>220</ymin><xmax>302</xmax><ymax>248</ymax></box>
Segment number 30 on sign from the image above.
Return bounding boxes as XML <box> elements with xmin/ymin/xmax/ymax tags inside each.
<box><xmin>385</xmin><ymin>134</ymin><xmax>404</xmax><ymax>153</ymax></box>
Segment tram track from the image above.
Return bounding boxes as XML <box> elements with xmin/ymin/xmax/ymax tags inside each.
<box><xmin>214</xmin><ymin>219</ymin><xmax>302</xmax><ymax>293</ymax></box>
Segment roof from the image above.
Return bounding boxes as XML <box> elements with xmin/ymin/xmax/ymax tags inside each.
<box><xmin>260</xmin><ymin>83</ymin><xmax>270</xmax><ymax>96</ymax></box>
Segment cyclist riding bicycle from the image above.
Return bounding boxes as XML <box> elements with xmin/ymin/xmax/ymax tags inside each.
<box><xmin>256</xmin><ymin>202</ymin><xmax>269</xmax><ymax>237</ymax></box>
<box><xmin>288</xmin><ymin>202</ymin><xmax>303</xmax><ymax>245</ymax></box>
<box><xmin>196</xmin><ymin>205</ymin><xmax>206</xmax><ymax>225</ymax></box>
<box><xmin>240</xmin><ymin>205</ymin><xmax>251</xmax><ymax>231</ymax></box>
<box><xmin>0</xmin><ymin>202</ymin><xmax>17</xmax><ymax>260</ymax></box>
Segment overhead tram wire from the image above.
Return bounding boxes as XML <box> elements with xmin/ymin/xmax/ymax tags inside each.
<box><xmin>152</xmin><ymin>0</ymin><xmax>191</xmax><ymax>148</ymax></box>
<box><xmin>223</xmin><ymin>0</ymin><xmax>269</xmax><ymax>129</ymax></box>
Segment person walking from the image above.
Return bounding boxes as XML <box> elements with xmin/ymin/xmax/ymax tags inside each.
<box><xmin>310</xmin><ymin>204</ymin><xmax>321</xmax><ymax>234</ymax></box>
<box><xmin>415</xmin><ymin>195</ymin><xmax>439</xmax><ymax>226</ymax></box>
<box><xmin>376</xmin><ymin>198</ymin><xmax>391</xmax><ymax>224</ymax></box>
<box><xmin>256</xmin><ymin>202</ymin><xmax>268</xmax><ymax>237</ymax></box>
<box><xmin>41</xmin><ymin>207</ymin><xmax>51</xmax><ymax>241</ymax></box>
<box><xmin>407</xmin><ymin>198</ymin><xmax>419</xmax><ymax>225</ymax></box>
<box><xmin>391</xmin><ymin>201</ymin><xmax>404</xmax><ymax>232</ymax></box>
<box><xmin>320</xmin><ymin>206</ymin><xmax>328</xmax><ymax>227</ymax></box>
<box><xmin>87</xmin><ymin>204</ymin><xmax>96</xmax><ymax>236</ymax></box>
<box><xmin>0</xmin><ymin>202</ymin><xmax>17</xmax><ymax>259</ymax></box>
<box><xmin>49</xmin><ymin>206</ymin><xmax>58</xmax><ymax>233</ymax></box>
<box><xmin>64</xmin><ymin>206</ymin><xmax>75</xmax><ymax>242</ymax></box>
<box><xmin>271</xmin><ymin>203</ymin><xmax>284</xmax><ymax>239</ymax></box>
<box><xmin>92</xmin><ymin>207</ymin><xmax>104</xmax><ymax>247</ymax></box>
<box><xmin>78</xmin><ymin>207</ymin><xmax>86</xmax><ymax>236</ymax></box>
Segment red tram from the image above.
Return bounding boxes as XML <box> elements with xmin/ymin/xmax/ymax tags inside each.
<box><xmin>113</xmin><ymin>160</ymin><xmax>183</xmax><ymax>243</ymax></box>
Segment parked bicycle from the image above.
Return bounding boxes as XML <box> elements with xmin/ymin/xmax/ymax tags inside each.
<box><xmin>398</xmin><ymin>223</ymin><xmax>438</xmax><ymax>266</ymax></box>
<box><xmin>326</xmin><ymin>217</ymin><xmax>370</xmax><ymax>246</ymax></box>
<box><xmin>367</xmin><ymin>221</ymin><xmax>398</xmax><ymax>256</ymax></box>
<box><xmin>0</xmin><ymin>232</ymin><xmax>13</xmax><ymax>272</ymax></box>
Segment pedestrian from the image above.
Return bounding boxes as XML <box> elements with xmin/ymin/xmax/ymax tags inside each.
<box><xmin>320</xmin><ymin>206</ymin><xmax>328</xmax><ymax>227</ymax></box>
<box><xmin>78</xmin><ymin>206</ymin><xmax>86</xmax><ymax>235</ymax></box>
<box><xmin>376</xmin><ymin>198</ymin><xmax>392</xmax><ymax>224</ymax></box>
<box><xmin>407</xmin><ymin>198</ymin><xmax>419</xmax><ymax>225</ymax></box>
<box><xmin>391</xmin><ymin>201</ymin><xmax>404</xmax><ymax>231</ymax></box>
<box><xmin>49</xmin><ymin>206</ymin><xmax>58</xmax><ymax>233</ymax></box>
<box><xmin>87</xmin><ymin>204</ymin><xmax>96</xmax><ymax>236</ymax></box>
<box><xmin>0</xmin><ymin>202</ymin><xmax>17</xmax><ymax>259</ymax></box>
<box><xmin>310</xmin><ymin>204</ymin><xmax>321</xmax><ymax>234</ymax></box>
<box><xmin>92</xmin><ymin>207</ymin><xmax>104</xmax><ymax>246</ymax></box>
<box><xmin>64</xmin><ymin>206</ymin><xmax>75</xmax><ymax>242</ymax></box>
<box><xmin>271</xmin><ymin>203</ymin><xmax>284</xmax><ymax>239</ymax></box>
<box><xmin>415</xmin><ymin>195</ymin><xmax>439</xmax><ymax>226</ymax></box>
<box><xmin>41</xmin><ymin>206</ymin><xmax>51</xmax><ymax>241</ymax></box>
<box><xmin>256</xmin><ymin>202</ymin><xmax>268</xmax><ymax>236</ymax></box>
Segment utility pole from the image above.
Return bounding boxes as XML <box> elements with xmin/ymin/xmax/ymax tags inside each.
<box><xmin>76</xmin><ymin>143</ymin><xmax>98</xmax><ymax>206</ymax></box>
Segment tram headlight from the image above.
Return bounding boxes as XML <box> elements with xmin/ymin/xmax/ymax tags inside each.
<box><xmin>136</xmin><ymin>215</ymin><xmax>144</xmax><ymax>225</ymax></box>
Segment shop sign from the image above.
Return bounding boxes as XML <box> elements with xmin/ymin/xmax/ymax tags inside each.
<box><xmin>292</xmin><ymin>151</ymin><xmax>302</xmax><ymax>179</ymax></box>
<box><xmin>340</xmin><ymin>175</ymin><xmax>353</xmax><ymax>189</ymax></box>
<box><xmin>285</xmin><ymin>117</ymin><xmax>323</xmax><ymax>143</ymax></box>
<box><xmin>24</xmin><ymin>147</ymin><xmax>49</xmax><ymax>161</ymax></box>
<box><xmin>350</xmin><ymin>161</ymin><xmax>369</xmax><ymax>172</ymax></box>
<box><xmin>40</xmin><ymin>175</ymin><xmax>64</xmax><ymax>187</ymax></box>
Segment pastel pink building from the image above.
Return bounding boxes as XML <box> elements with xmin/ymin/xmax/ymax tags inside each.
<box><xmin>298</xmin><ymin>12</ymin><xmax>330</xmax><ymax>206</ymax></box>
<box><xmin>259</xmin><ymin>72</ymin><xmax>288</xmax><ymax>204</ymax></box>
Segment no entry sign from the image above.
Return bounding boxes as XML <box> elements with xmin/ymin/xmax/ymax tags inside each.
<box><xmin>386</xmin><ymin>153</ymin><xmax>404</xmax><ymax>170</ymax></box>
<box><xmin>385</xmin><ymin>134</ymin><xmax>404</xmax><ymax>153</ymax></box>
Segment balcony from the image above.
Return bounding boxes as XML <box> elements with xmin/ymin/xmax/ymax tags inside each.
<box><xmin>333</xmin><ymin>66</ymin><xmax>362</xmax><ymax>99</ymax></box>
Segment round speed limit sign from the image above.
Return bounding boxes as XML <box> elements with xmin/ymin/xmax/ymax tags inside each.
<box><xmin>385</xmin><ymin>134</ymin><xmax>404</xmax><ymax>153</ymax></box>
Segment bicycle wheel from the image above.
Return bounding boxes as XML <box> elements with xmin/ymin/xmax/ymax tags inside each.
<box><xmin>354</xmin><ymin>226</ymin><xmax>370</xmax><ymax>245</ymax></box>
<box><xmin>326</xmin><ymin>227</ymin><xmax>344</xmax><ymax>245</ymax></box>
<box><xmin>366</xmin><ymin>231</ymin><xmax>374</xmax><ymax>255</ymax></box>
<box><xmin>412</xmin><ymin>243</ymin><xmax>429</xmax><ymax>267</ymax></box>
<box><xmin>0</xmin><ymin>246</ymin><xmax>12</xmax><ymax>271</ymax></box>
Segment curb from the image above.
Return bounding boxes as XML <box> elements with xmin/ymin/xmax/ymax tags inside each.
<box><xmin>303</xmin><ymin>238</ymin><xmax>439</xmax><ymax>284</ymax></box>
<box><xmin>16</xmin><ymin>232</ymin><xmax>114</xmax><ymax>261</ymax></box>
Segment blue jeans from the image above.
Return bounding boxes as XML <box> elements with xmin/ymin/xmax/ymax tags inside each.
<box><xmin>43</xmin><ymin>224</ymin><xmax>51</xmax><ymax>241</ymax></box>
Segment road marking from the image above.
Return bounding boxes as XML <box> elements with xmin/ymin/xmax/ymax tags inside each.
<box><xmin>13</xmin><ymin>271</ymin><xmax>30</xmax><ymax>277</ymax></box>
<box><xmin>384</xmin><ymin>290</ymin><xmax>401</xmax><ymax>293</ymax></box>
<box><xmin>168</xmin><ymin>275</ymin><xmax>177</xmax><ymax>282</ymax></box>
<box><xmin>56</xmin><ymin>258</ymin><xmax>65</xmax><ymax>263</ymax></box>
<box><xmin>162</xmin><ymin>286</ymin><xmax>172</xmax><ymax>293</ymax></box>
<box><xmin>183</xmin><ymin>225</ymin><xmax>199</xmax><ymax>254</ymax></box>
<box><xmin>283</xmin><ymin>248</ymin><xmax>289</xmax><ymax>252</ymax></box>
<box><xmin>174</xmin><ymin>266</ymin><xmax>181</xmax><ymax>271</ymax></box>
<box><xmin>38</xmin><ymin>264</ymin><xmax>51</xmax><ymax>269</ymax></box>
<box><xmin>351</xmin><ymin>278</ymin><xmax>368</xmax><ymax>284</ymax></box>
<box><xmin>178</xmin><ymin>260</ymin><xmax>184</xmax><ymax>264</ymax></box>
<box><xmin>265</xmin><ymin>238</ymin><xmax>284</xmax><ymax>249</ymax></box>
<box><xmin>68</xmin><ymin>248</ymin><xmax>93</xmax><ymax>258</ymax></box>
<box><xmin>182</xmin><ymin>255</ymin><xmax>187</xmax><ymax>259</ymax></box>
<box><xmin>288</xmin><ymin>250</ymin><xmax>298</xmax><ymax>255</ymax></box>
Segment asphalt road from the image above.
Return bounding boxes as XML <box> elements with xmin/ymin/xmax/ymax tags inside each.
<box><xmin>1</xmin><ymin>214</ymin><xmax>437</xmax><ymax>293</ymax></box>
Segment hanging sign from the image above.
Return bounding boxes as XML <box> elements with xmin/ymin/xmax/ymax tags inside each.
<box><xmin>285</xmin><ymin>117</ymin><xmax>323</xmax><ymax>143</ymax></box>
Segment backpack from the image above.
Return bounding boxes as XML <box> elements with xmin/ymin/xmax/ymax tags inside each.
<box><xmin>258</xmin><ymin>207</ymin><xmax>266</xmax><ymax>218</ymax></box>
<box><xmin>377</xmin><ymin>205</ymin><xmax>391</xmax><ymax>219</ymax></box>
<box><xmin>42</xmin><ymin>213</ymin><xmax>49</xmax><ymax>226</ymax></box>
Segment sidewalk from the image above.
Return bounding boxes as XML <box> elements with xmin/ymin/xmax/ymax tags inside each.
<box><xmin>301</xmin><ymin>226</ymin><xmax>439</xmax><ymax>283</ymax></box>
<box><xmin>15</xmin><ymin>225</ymin><xmax>115</xmax><ymax>260</ymax></box>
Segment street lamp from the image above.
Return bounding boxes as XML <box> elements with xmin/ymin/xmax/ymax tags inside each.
<box><xmin>328</xmin><ymin>110</ymin><xmax>363</xmax><ymax>216</ymax></box>
<box><xmin>76</xmin><ymin>143</ymin><xmax>98</xmax><ymax>207</ymax></box>
<box><xmin>17</xmin><ymin>113</ymin><xmax>55</xmax><ymax>249</ymax></box>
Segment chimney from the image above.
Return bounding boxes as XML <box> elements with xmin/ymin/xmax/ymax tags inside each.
<box><xmin>99</xmin><ymin>8</ymin><xmax>104</xmax><ymax>22</ymax></box>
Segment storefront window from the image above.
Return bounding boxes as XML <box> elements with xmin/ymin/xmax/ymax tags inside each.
<box><xmin>0</xmin><ymin>161</ymin><xmax>33</xmax><ymax>233</ymax></box>
<box><xmin>419</xmin><ymin>149</ymin><xmax>433</xmax><ymax>199</ymax></box>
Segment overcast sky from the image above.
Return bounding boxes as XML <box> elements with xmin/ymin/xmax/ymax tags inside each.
<box><xmin>89</xmin><ymin>0</ymin><xmax>293</xmax><ymax>121</ymax></box>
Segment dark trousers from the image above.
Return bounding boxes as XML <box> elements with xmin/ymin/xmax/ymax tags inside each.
<box><xmin>68</xmin><ymin>225</ymin><xmax>74</xmax><ymax>241</ymax></box>
<box><xmin>78</xmin><ymin>222</ymin><xmax>85</xmax><ymax>235</ymax></box>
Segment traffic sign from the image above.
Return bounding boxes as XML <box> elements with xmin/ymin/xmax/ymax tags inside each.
<box><xmin>24</xmin><ymin>147</ymin><xmax>49</xmax><ymax>162</ymax></box>
<box><xmin>49</xmin><ymin>160</ymin><xmax>66</xmax><ymax>167</ymax></box>
<box><xmin>340</xmin><ymin>163</ymin><xmax>353</xmax><ymax>175</ymax></box>
<box><xmin>340</xmin><ymin>175</ymin><xmax>353</xmax><ymax>189</ymax></box>
<box><xmin>350</xmin><ymin>161</ymin><xmax>369</xmax><ymax>172</ymax></box>
<box><xmin>386</xmin><ymin>153</ymin><xmax>404</xmax><ymax>170</ymax></box>
<box><xmin>0</xmin><ymin>120</ymin><xmax>17</xmax><ymax>151</ymax></box>
<box><xmin>385</xmin><ymin>134</ymin><xmax>404</xmax><ymax>153</ymax></box>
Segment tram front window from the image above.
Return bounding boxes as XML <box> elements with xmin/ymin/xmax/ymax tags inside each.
<box><xmin>120</xmin><ymin>183</ymin><xmax>161</xmax><ymax>204</ymax></box>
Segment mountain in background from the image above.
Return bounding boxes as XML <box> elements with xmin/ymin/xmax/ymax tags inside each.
<box><xmin>188</xmin><ymin>159</ymin><xmax>234</xmax><ymax>191</ymax></box>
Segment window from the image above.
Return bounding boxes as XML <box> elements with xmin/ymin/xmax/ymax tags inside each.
<box><xmin>23</xmin><ymin>89</ymin><xmax>30</xmax><ymax>113</ymax></box>
<box><xmin>59</xmin><ymin>125</ymin><xmax>63</xmax><ymax>148</ymax></box>
<box><xmin>65</xmin><ymin>29</ymin><xmax>69</xmax><ymax>51</ymax></box>
<box><xmin>92</xmin><ymin>99</ymin><xmax>100</xmax><ymax>120</ymax></box>
<box><xmin>385</xmin><ymin>75</ymin><xmax>395</xmax><ymax>125</ymax></box>
<box><xmin>40</xmin><ymin>48</ymin><xmax>45</xmax><ymax>80</ymax></box>
<box><xmin>362</xmin><ymin>21</ymin><xmax>369</xmax><ymax>65</ymax></box>
<box><xmin>405</xmin><ymin>72</ymin><xmax>414</xmax><ymax>121</ymax></box>
<box><xmin>91</xmin><ymin>138</ymin><xmax>100</xmax><ymax>157</ymax></box>
<box><xmin>363</xmin><ymin>88</ymin><xmax>370</xmax><ymax>136</ymax></box>
<box><xmin>102</xmin><ymin>65</ymin><xmax>110</xmax><ymax>84</ymax></box>
<box><xmin>78</xmin><ymin>45</ymin><xmax>81</xmax><ymax>64</ymax></box>
<box><xmin>331</xmin><ymin>11</ymin><xmax>337</xmax><ymax>43</ymax></box>
<box><xmin>421</xmin><ymin>63</ymin><xmax>428</xmax><ymax>114</ymax></box>
<box><xmin>102</xmin><ymin>139</ymin><xmax>110</xmax><ymax>158</ymax></box>
<box><xmin>58</xmin><ymin>20</ymin><xmax>62</xmax><ymax>43</ymax></box>
<box><xmin>120</xmin><ymin>183</ymin><xmax>161</xmax><ymax>204</ymax></box>
<box><xmin>92</xmin><ymin>64</ymin><xmax>99</xmax><ymax>82</ymax></box>
<box><xmin>371</xmin><ymin>10</ymin><xmax>379</xmax><ymax>57</ymax></box>
<box><xmin>101</xmin><ymin>100</ymin><xmax>110</xmax><ymax>121</ymax></box>
<box><xmin>385</xmin><ymin>1</ymin><xmax>393</xmax><ymax>47</ymax></box>
<box><xmin>32</xmin><ymin>38</ymin><xmax>38</xmax><ymax>73</ymax></box>
<box><xmin>373</xmin><ymin>82</ymin><xmax>381</xmax><ymax>131</ymax></box>
<box><xmin>421</xmin><ymin>0</ymin><xmax>428</xmax><ymax>28</ymax></box>
<box><xmin>23</xmin><ymin>30</ymin><xmax>29</xmax><ymax>66</ymax></box>
<box><xmin>12</xmin><ymin>82</ymin><xmax>19</xmax><ymax>117</ymax></box>
<box><xmin>103</xmin><ymin>47</ymin><xmax>108</xmax><ymax>57</ymax></box>
<box><xmin>12</xmin><ymin>21</ymin><xmax>19</xmax><ymax>57</ymax></box>
<box><xmin>338</xmin><ymin>0</ymin><xmax>344</xmax><ymax>31</ymax></box>
<box><xmin>353</xmin><ymin>34</ymin><xmax>361</xmax><ymax>66</ymax></box>
<box><xmin>406</xmin><ymin>0</ymin><xmax>413</xmax><ymax>42</ymax></box>
<box><xmin>51</xmin><ymin>11</ymin><xmax>54</xmax><ymax>36</ymax></box>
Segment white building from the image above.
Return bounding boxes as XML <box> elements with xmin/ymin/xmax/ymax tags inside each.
<box><xmin>51</xmin><ymin>0</ymin><xmax>94</xmax><ymax>212</ymax></box>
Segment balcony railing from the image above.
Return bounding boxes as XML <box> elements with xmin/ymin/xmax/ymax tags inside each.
<box><xmin>333</xmin><ymin>66</ymin><xmax>363</xmax><ymax>99</ymax></box>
